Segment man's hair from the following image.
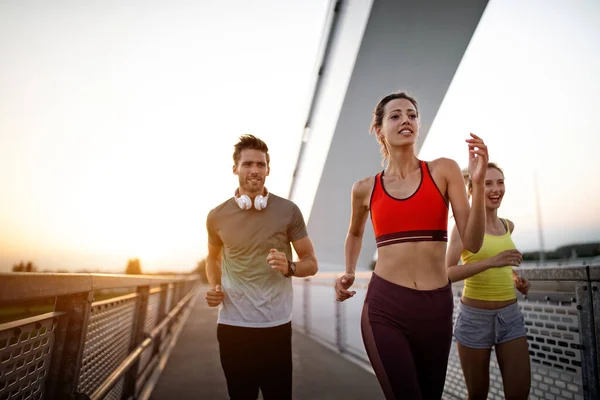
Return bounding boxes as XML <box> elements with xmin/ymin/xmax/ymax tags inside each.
<box><xmin>233</xmin><ymin>134</ymin><xmax>270</xmax><ymax>166</ymax></box>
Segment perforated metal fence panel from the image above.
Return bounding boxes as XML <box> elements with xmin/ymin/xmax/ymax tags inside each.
<box><xmin>0</xmin><ymin>314</ymin><xmax>57</xmax><ymax>400</ymax></box>
<box><xmin>524</xmin><ymin>300</ymin><xmax>584</xmax><ymax>400</ymax></box>
<box><xmin>77</xmin><ymin>295</ymin><xmax>137</xmax><ymax>397</ymax></box>
<box><xmin>138</xmin><ymin>290</ymin><xmax>161</xmax><ymax>374</ymax></box>
<box><xmin>444</xmin><ymin>295</ymin><xmax>585</xmax><ymax>400</ymax></box>
<box><xmin>0</xmin><ymin>275</ymin><xmax>199</xmax><ymax>400</ymax></box>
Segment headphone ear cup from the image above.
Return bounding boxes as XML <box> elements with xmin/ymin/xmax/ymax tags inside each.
<box><xmin>236</xmin><ymin>194</ymin><xmax>252</xmax><ymax>210</ymax></box>
<box><xmin>254</xmin><ymin>194</ymin><xmax>268</xmax><ymax>211</ymax></box>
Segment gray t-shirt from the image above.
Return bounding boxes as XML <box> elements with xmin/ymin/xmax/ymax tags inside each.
<box><xmin>206</xmin><ymin>193</ymin><xmax>308</xmax><ymax>327</ymax></box>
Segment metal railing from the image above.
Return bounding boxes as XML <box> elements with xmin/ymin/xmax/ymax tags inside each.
<box><xmin>292</xmin><ymin>264</ymin><xmax>600</xmax><ymax>400</ymax></box>
<box><xmin>0</xmin><ymin>273</ymin><xmax>200</xmax><ymax>400</ymax></box>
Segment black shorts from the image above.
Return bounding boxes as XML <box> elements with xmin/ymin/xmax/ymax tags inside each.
<box><xmin>217</xmin><ymin>322</ymin><xmax>292</xmax><ymax>400</ymax></box>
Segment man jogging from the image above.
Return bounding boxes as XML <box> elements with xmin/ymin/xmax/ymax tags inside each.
<box><xmin>205</xmin><ymin>134</ymin><xmax>318</xmax><ymax>399</ymax></box>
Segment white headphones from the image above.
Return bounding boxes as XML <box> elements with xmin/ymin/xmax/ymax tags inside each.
<box><xmin>234</xmin><ymin>188</ymin><xmax>269</xmax><ymax>211</ymax></box>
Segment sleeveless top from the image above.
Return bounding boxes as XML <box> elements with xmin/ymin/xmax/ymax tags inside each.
<box><xmin>370</xmin><ymin>160</ymin><xmax>449</xmax><ymax>248</ymax></box>
<box><xmin>462</xmin><ymin>219</ymin><xmax>517</xmax><ymax>301</ymax></box>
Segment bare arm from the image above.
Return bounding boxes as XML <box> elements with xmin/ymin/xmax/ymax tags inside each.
<box><xmin>345</xmin><ymin>178</ymin><xmax>372</xmax><ymax>275</ymax></box>
<box><xmin>335</xmin><ymin>178</ymin><xmax>371</xmax><ymax>302</ymax></box>
<box><xmin>446</xmin><ymin>224</ymin><xmax>494</xmax><ymax>282</ymax></box>
<box><xmin>507</xmin><ymin>219</ymin><xmax>519</xmax><ymax>279</ymax></box>
<box><xmin>291</xmin><ymin>236</ymin><xmax>318</xmax><ymax>277</ymax></box>
<box><xmin>447</xmin><ymin>162</ymin><xmax>485</xmax><ymax>253</ymax></box>
<box><xmin>205</xmin><ymin>243</ymin><xmax>225</xmax><ymax>307</ymax></box>
<box><xmin>446</xmin><ymin>134</ymin><xmax>488</xmax><ymax>252</ymax></box>
<box><xmin>506</xmin><ymin>219</ymin><xmax>530</xmax><ymax>294</ymax></box>
<box><xmin>206</xmin><ymin>243</ymin><xmax>222</xmax><ymax>288</ymax></box>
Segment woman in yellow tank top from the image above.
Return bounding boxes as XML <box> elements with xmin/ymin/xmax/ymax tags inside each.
<box><xmin>446</xmin><ymin>163</ymin><xmax>531</xmax><ymax>400</ymax></box>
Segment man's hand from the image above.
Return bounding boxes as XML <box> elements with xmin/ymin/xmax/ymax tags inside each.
<box><xmin>514</xmin><ymin>275</ymin><xmax>530</xmax><ymax>296</ymax></box>
<box><xmin>267</xmin><ymin>248</ymin><xmax>289</xmax><ymax>276</ymax></box>
<box><xmin>206</xmin><ymin>285</ymin><xmax>225</xmax><ymax>307</ymax></box>
<box><xmin>335</xmin><ymin>273</ymin><xmax>356</xmax><ymax>302</ymax></box>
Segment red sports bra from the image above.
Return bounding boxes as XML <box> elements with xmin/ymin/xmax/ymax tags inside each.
<box><xmin>370</xmin><ymin>160</ymin><xmax>449</xmax><ymax>248</ymax></box>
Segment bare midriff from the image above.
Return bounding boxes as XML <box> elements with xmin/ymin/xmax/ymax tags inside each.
<box><xmin>374</xmin><ymin>241</ymin><xmax>449</xmax><ymax>290</ymax></box>
<box><xmin>461</xmin><ymin>296</ymin><xmax>517</xmax><ymax>310</ymax></box>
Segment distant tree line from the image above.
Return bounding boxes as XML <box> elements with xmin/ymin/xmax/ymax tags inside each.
<box><xmin>10</xmin><ymin>256</ymin><xmax>245</xmax><ymax>283</ymax></box>
<box><xmin>522</xmin><ymin>241</ymin><xmax>600</xmax><ymax>261</ymax></box>
<box><xmin>11</xmin><ymin>259</ymin><xmax>146</xmax><ymax>274</ymax></box>
<box><xmin>12</xmin><ymin>261</ymin><xmax>37</xmax><ymax>272</ymax></box>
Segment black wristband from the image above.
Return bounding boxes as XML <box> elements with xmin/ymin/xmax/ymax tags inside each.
<box><xmin>285</xmin><ymin>260</ymin><xmax>296</xmax><ymax>277</ymax></box>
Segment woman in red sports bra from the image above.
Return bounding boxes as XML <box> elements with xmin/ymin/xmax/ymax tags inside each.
<box><xmin>334</xmin><ymin>91</ymin><xmax>489</xmax><ymax>400</ymax></box>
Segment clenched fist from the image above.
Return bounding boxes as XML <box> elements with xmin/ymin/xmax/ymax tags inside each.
<box><xmin>206</xmin><ymin>285</ymin><xmax>224</xmax><ymax>307</ymax></box>
<box><xmin>267</xmin><ymin>248</ymin><xmax>289</xmax><ymax>276</ymax></box>
<box><xmin>514</xmin><ymin>276</ymin><xmax>530</xmax><ymax>296</ymax></box>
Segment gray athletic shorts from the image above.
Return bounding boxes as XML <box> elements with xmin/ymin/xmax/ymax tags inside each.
<box><xmin>454</xmin><ymin>301</ymin><xmax>527</xmax><ymax>349</ymax></box>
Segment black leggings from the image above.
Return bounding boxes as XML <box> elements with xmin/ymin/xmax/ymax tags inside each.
<box><xmin>217</xmin><ymin>322</ymin><xmax>292</xmax><ymax>400</ymax></box>
<box><xmin>361</xmin><ymin>272</ymin><xmax>453</xmax><ymax>400</ymax></box>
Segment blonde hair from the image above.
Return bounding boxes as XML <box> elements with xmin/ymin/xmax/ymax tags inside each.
<box><xmin>466</xmin><ymin>162</ymin><xmax>504</xmax><ymax>191</ymax></box>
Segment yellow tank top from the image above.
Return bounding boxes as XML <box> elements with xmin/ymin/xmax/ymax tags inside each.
<box><xmin>462</xmin><ymin>219</ymin><xmax>516</xmax><ymax>301</ymax></box>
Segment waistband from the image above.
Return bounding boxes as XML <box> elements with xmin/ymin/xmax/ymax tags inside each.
<box><xmin>370</xmin><ymin>272</ymin><xmax>451</xmax><ymax>293</ymax></box>
<box><xmin>367</xmin><ymin>272</ymin><xmax>453</xmax><ymax>320</ymax></box>
<box><xmin>459</xmin><ymin>300</ymin><xmax>519</xmax><ymax>316</ymax></box>
<box><xmin>375</xmin><ymin>229</ymin><xmax>448</xmax><ymax>247</ymax></box>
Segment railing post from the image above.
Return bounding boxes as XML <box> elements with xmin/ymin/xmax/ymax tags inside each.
<box><xmin>303</xmin><ymin>278</ymin><xmax>311</xmax><ymax>335</ymax></box>
<box><xmin>180</xmin><ymin>281</ymin><xmax>186</xmax><ymax>299</ymax></box>
<box><xmin>170</xmin><ymin>283</ymin><xmax>176</xmax><ymax>310</ymax></box>
<box><xmin>153</xmin><ymin>283</ymin><xmax>169</xmax><ymax>357</ymax></box>
<box><xmin>588</xmin><ymin>266</ymin><xmax>600</xmax><ymax>399</ymax></box>
<box><xmin>168</xmin><ymin>283</ymin><xmax>180</xmax><ymax>334</ymax></box>
<box><xmin>121</xmin><ymin>286</ymin><xmax>149</xmax><ymax>400</ymax></box>
<box><xmin>46</xmin><ymin>291</ymin><xmax>93</xmax><ymax>400</ymax></box>
<box><xmin>576</xmin><ymin>278</ymin><xmax>599</xmax><ymax>400</ymax></box>
<box><xmin>335</xmin><ymin>279</ymin><xmax>346</xmax><ymax>353</ymax></box>
<box><xmin>175</xmin><ymin>282</ymin><xmax>182</xmax><ymax>306</ymax></box>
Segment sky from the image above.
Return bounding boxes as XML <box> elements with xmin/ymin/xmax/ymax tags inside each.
<box><xmin>419</xmin><ymin>0</ymin><xmax>600</xmax><ymax>254</ymax></box>
<box><xmin>0</xmin><ymin>0</ymin><xmax>329</xmax><ymax>273</ymax></box>
<box><xmin>1</xmin><ymin>0</ymin><xmax>599</xmax><ymax>274</ymax></box>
